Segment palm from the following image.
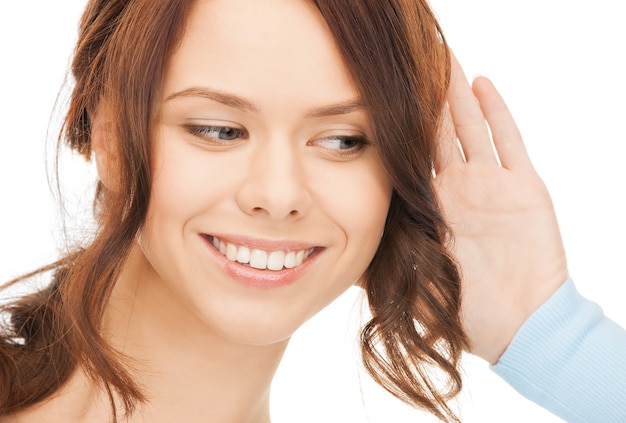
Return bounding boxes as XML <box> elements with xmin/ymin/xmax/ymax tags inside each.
<box><xmin>434</xmin><ymin>57</ymin><xmax>568</xmax><ymax>363</ymax></box>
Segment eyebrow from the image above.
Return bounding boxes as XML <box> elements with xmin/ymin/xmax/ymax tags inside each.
<box><xmin>164</xmin><ymin>87</ymin><xmax>260</xmax><ymax>113</ymax></box>
<box><xmin>305</xmin><ymin>99</ymin><xmax>366</xmax><ymax>118</ymax></box>
<box><xmin>164</xmin><ymin>86</ymin><xmax>366</xmax><ymax>118</ymax></box>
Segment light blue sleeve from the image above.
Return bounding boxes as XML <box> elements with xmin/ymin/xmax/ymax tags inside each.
<box><xmin>491</xmin><ymin>278</ymin><xmax>626</xmax><ymax>422</ymax></box>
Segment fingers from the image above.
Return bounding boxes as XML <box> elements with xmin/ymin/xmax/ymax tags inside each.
<box><xmin>447</xmin><ymin>53</ymin><xmax>496</xmax><ymax>165</ymax></box>
<box><xmin>471</xmin><ymin>77</ymin><xmax>535</xmax><ymax>172</ymax></box>
<box><xmin>438</xmin><ymin>52</ymin><xmax>536</xmax><ymax>173</ymax></box>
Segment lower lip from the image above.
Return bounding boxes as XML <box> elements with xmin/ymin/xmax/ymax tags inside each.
<box><xmin>201</xmin><ymin>235</ymin><xmax>318</xmax><ymax>289</ymax></box>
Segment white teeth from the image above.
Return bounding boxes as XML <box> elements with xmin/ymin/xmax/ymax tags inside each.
<box><xmin>226</xmin><ymin>243</ymin><xmax>238</xmax><ymax>261</ymax></box>
<box><xmin>284</xmin><ymin>251</ymin><xmax>297</xmax><ymax>269</ymax></box>
<box><xmin>211</xmin><ymin>236</ymin><xmax>312</xmax><ymax>271</ymax></box>
<box><xmin>236</xmin><ymin>246</ymin><xmax>251</xmax><ymax>264</ymax></box>
<box><xmin>249</xmin><ymin>249</ymin><xmax>267</xmax><ymax>270</ymax></box>
<box><xmin>267</xmin><ymin>251</ymin><xmax>285</xmax><ymax>271</ymax></box>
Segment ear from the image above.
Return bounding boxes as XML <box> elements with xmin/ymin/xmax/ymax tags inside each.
<box><xmin>91</xmin><ymin>99</ymin><xmax>119</xmax><ymax>190</ymax></box>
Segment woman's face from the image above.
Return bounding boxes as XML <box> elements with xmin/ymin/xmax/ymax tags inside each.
<box><xmin>138</xmin><ymin>0</ymin><xmax>392</xmax><ymax>345</ymax></box>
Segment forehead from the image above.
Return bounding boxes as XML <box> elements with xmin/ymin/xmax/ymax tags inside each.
<box><xmin>163</xmin><ymin>0</ymin><xmax>359</xmax><ymax>108</ymax></box>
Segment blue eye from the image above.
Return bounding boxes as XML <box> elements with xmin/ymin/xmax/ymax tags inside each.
<box><xmin>187</xmin><ymin>126</ymin><xmax>246</xmax><ymax>141</ymax></box>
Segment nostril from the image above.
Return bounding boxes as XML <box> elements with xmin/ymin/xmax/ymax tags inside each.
<box><xmin>236</xmin><ymin>174</ymin><xmax>313</xmax><ymax>219</ymax></box>
<box><xmin>250</xmin><ymin>207</ymin><xmax>299</xmax><ymax>217</ymax></box>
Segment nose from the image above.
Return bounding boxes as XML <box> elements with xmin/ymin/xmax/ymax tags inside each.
<box><xmin>236</xmin><ymin>138</ymin><xmax>313</xmax><ymax>221</ymax></box>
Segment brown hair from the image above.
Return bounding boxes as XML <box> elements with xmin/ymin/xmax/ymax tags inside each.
<box><xmin>314</xmin><ymin>1</ymin><xmax>468</xmax><ymax>420</ymax></box>
<box><xmin>0</xmin><ymin>0</ymin><xmax>467</xmax><ymax>421</ymax></box>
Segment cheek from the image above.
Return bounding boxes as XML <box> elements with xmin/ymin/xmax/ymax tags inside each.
<box><xmin>315</xmin><ymin>157</ymin><xmax>392</xmax><ymax>258</ymax></box>
<box><xmin>348</xmin><ymin>176</ymin><xmax>391</xmax><ymax>242</ymax></box>
<box><xmin>147</xmin><ymin>133</ymin><xmax>241</xmax><ymax>222</ymax></box>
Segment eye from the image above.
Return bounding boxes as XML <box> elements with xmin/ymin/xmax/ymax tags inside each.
<box><xmin>311</xmin><ymin>135</ymin><xmax>369</xmax><ymax>154</ymax></box>
<box><xmin>320</xmin><ymin>136</ymin><xmax>362</xmax><ymax>150</ymax></box>
<box><xmin>186</xmin><ymin>125</ymin><xmax>247</xmax><ymax>142</ymax></box>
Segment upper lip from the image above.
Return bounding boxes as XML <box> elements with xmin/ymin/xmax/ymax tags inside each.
<box><xmin>203</xmin><ymin>233</ymin><xmax>321</xmax><ymax>252</ymax></box>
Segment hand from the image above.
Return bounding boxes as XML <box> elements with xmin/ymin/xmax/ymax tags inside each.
<box><xmin>433</xmin><ymin>54</ymin><xmax>569</xmax><ymax>364</ymax></box>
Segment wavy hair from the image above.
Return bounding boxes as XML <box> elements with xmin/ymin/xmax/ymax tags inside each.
<box><xmin>0</xmin><ymin>0</ymin><xmax>467</xmax><ymax>421</ymax></box>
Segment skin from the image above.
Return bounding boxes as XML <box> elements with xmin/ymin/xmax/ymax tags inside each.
<box><xmin>435</xmin><ymin>55</ymin><xmax>569</xmax><ymax>364</ymax></box>
<box><xmin>8</xmin><ymin>0</ymin><xmax>391</xmax><ymax>421</ymax></box>
<box><xmin>3</xmin><ymin>2</ymin><xmax>569</xmax><ymax>422</ymax></box>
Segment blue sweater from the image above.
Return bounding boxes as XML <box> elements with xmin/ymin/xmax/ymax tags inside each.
<box><xmin>492</xmin><ymin>278</ymin><xmax>626</xmax><ymax>422</ymax></box>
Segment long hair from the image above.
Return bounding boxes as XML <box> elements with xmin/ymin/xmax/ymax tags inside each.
<box><xmin>0</xmin><ymin>0</ymin><xmax>193</xmax><ymax>418</ymax></box>
<box><xmin>0</xmin><ymin>0</ymin><xmax>467</xmax><ymax>421</ymax></box>
<box><xmin>314</xmin><ymin>1</ymin><xmax>468</xmax><ymax>421</ymax></box>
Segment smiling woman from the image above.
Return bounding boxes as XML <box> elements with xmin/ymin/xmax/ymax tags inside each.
<box><xmin>0</xmin><ymin>0</ymin><xmax>465</xmax><ymax>422</ymax></box>
<box><xmin>1</xmin><ymin>1</ymin><xmax>625</xmax><ymax>423</ymax></box>
<box><xmin>117</xmin><ymin>0</ymin><xmax>393</xmax><ymax>353</ymax></box>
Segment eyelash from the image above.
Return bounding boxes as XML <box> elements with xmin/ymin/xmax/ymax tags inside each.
<box><xmin>185</xmin><ymin>125</ymin><xmax>248</xmax><ymax>143</ymax></box>
<box><xmin>311</xmin><ymin>135</ymin><xmax>369</xmax><ymax>156</ymax></box>
<box><xmin>185</xmin><ymin>125</ymin><xmax>369</xmax><ymax>156</ymax></box>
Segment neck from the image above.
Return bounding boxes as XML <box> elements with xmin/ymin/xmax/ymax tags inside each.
<box><xmin>100</xmin><ymin>245</ymin><xmax>288</xmax><ymax>423</ymax></box>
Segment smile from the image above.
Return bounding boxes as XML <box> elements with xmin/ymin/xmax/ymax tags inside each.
<box><xmin>208</xmin><ymin>235</ymin><xmax>316</xmax><ymax>271</ymax></box>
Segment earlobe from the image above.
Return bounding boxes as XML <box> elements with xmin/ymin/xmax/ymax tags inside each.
<box><xmin>91</xmin><ymin>99</ymin><xmax>119</xmax><ymax>190</ymax></box>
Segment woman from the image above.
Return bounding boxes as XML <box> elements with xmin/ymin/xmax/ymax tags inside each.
<box><xmin>0</xmin><ymin>0</ymin><xmax>467</xmax><ymax>421</ymax></box>
<box><xmin>0</xmin><ymin>1</ymin><xmax>624</xmax><ymax>423</ymax></box>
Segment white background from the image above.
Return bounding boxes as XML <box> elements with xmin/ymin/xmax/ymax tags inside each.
<box><xmin>0</xmin><ymin>1</ymin><xmax>624</xmax><ymax>422</ymax></box>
